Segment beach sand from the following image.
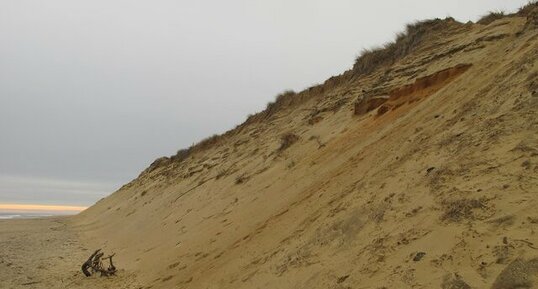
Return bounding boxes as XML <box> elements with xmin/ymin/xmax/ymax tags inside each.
<box><xmin>2</xmin><ymin>6</ymin><xmax>537</xmax><ymax>289</ymax></box>
<box><xmin>0</xmin><ymin>217</ymin><xmax>141</xmax><ymax>289</ymax></box>
<box><xmin>74</xmin><ymin>11</ymin><xmax>538</xmax><ymax>288</ymax></box>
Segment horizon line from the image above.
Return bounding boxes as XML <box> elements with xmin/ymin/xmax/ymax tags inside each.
<box><xmin>0</xmin><ymin>203</ymin><xmax>88</xmax><ymax>212</ymax></box>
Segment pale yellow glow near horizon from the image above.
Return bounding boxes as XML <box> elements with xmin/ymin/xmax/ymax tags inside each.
<box><xmin>0</xmin><ymin>203</ymin><xmax>88</xmax><ymax>212</ymax></box>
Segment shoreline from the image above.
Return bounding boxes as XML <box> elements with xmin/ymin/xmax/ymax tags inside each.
<box><xmin>0</xmin><ymin>213</ymin><xmax>58</xmax><ymax>220</ymax></box>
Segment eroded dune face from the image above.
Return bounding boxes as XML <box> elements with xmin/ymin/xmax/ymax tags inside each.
<box><xmin>75</xmin><ymin>6</ymin><xmax>538</xmax><ymax>289</ymax></box>
<box><xmin>354</xmin><ymin>63</ymin><xmax>473</xmax><ymax>117</ymax></box>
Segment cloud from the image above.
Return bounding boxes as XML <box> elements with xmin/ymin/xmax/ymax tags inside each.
<box><xmin>0</xmin><ymin>174</ymin><xmax>116</xmax><ymax>206</ymax></box>
<box><xmin>0</xmin><ymin>0</ymin><xmax>529</xmax><ymax>208</ymax></box>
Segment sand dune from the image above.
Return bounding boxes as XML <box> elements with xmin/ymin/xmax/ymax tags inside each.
<box><xmin>2</xmin><ymin>4</ymin><xmax>538</xmax><ymax>289</ymax></box>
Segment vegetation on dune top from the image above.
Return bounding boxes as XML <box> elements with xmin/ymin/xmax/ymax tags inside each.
<box><xmin>143</xmin><ymin>4</ymin><xmax>538</xmax><ymax>173</ymax></box>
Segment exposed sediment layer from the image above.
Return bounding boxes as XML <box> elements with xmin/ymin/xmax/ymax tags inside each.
<box><xmin>72</xmin><ymin>5</ymin><xmax>538</xmax><ymax>289</ymax></box>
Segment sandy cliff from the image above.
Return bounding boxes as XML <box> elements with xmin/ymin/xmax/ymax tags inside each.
<box><xmin>74</xmin><ymin>5</ymin><xmax>538</xmax><ymax>289</ymax></box>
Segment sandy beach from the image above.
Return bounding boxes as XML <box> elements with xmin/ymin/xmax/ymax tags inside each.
<box><xmin>1</xmin><ymin>4</ymin><xmax>537</xmax><ymax>289</ymax></box>
<box><xmin>0</xmin><ymin>217</ymin><xmax>140</xmax><ymax>289</ymax></box>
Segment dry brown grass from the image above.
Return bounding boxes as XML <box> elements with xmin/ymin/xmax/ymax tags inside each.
<box><xmin>169</xmin><ymin>134</ymin><xmax>221</xmax><ymax>164</ymax></box>
<box><xmin>279</xmin><ymin>133</ymin><xmax>300</xmax><ymax>152</ymax></box>
<box><xmin>191</xmin><ymin>134</ymin><xmax>220</xmax><ymax>153</ymax></box>
<box><xmin>441</xmin><ymin>198</ymin><xmax>487</xmax><ymax>222</ymax></box>
<box><xmin>235</xmin><ymin>174</ymin><xmax>249</xmax><ymax>184</ymax></box>
<box><xmin>171</xmin><ymin>148</ymin><xmax>191</xmax><ymax>163</ymax></box>
<box><xmin>352</xmin><ymin>18</ymin><xmax>460</xmax><ymax>76</ymax></box>
<box><xmin>518</xmin><ymin>1</ymin><xmax>538</xmax><ymax>16</ymax></box>
<box><xmin>142</xmin><ymin>138</ymin><xmax>220</xmax><ymax>175</ymax></box>
<box><xmin>263</xmin><ymin>82</ymin><xmax>337</xmax><ymax>119</ymax></box>
<box><xmin>265</xmin><ymin>90</ymin><xmax>297</xmax><ymax>114</ymax></box>
<box><xmin>142</xmin><ymin>10</ymin><xmax>521</xmax><ymax>175</ymax></box>
<box><xmin>477</xmin><ymin>11</ymin><xmax>505</xmax><ymax>25</ymax></box>
<box><xmin>141</xmin><ymin>156</ymin><xmax>171</xmax><ymax>175</ymax></box>
<box><xmin>216</xmin><ymin>169</ymin><xmax>227</xmax><ymax>180</ymax></box>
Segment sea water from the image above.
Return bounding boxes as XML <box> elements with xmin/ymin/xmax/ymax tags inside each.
<box><xmin>0</xmin><ymin>212</ymin><xmax>55</xmax><ymax>219</ymax></box>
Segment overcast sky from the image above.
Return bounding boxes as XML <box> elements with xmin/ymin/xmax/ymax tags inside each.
<box><xmin>0</xmin><ymin>0</ymin><xmax>529</xmax><ymax>207</ymax></box>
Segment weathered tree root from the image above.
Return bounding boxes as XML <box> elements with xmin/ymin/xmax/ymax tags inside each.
<box><xmin>81</xmin><ymin>249</ymin><xmax>117</xmax><ymax>277</ymax></box>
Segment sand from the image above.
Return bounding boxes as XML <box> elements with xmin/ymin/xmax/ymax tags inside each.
<box><xmin>0</xmin><ymin>217</ymin><xmax>141</xmax><ymax>289</ymax></box>
<box><xmin>73</xmin><ymin>11</ymin><xmax>537</xmax><ymax>288</ymax></box>
<box><xmin>2</xmin><ymin>6</ymin><xmax>538</xmax><ymax>289</ymax></box>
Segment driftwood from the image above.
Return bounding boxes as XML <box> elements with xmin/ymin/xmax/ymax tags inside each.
<box><xmin>81</xmin><ymin>249</ymin><xmax>117</xmax><ymax>277</ymax></box>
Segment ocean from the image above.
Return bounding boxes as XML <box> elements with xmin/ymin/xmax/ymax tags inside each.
<box><xmin>0</xmin><ymin>212</ymin><xmax>63</xmax><ymax>219</ymax></box>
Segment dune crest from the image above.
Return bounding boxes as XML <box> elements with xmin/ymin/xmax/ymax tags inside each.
<box><xmin>71</xmin><ymin>4</ymin><xmax>538</xmax><ymax>289</ymax></box>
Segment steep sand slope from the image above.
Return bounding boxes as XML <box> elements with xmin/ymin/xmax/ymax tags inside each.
<box><xmin>75</xmin><ymin>8</ymin><xmax>538</xmax><ymax>289</ymax></box>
